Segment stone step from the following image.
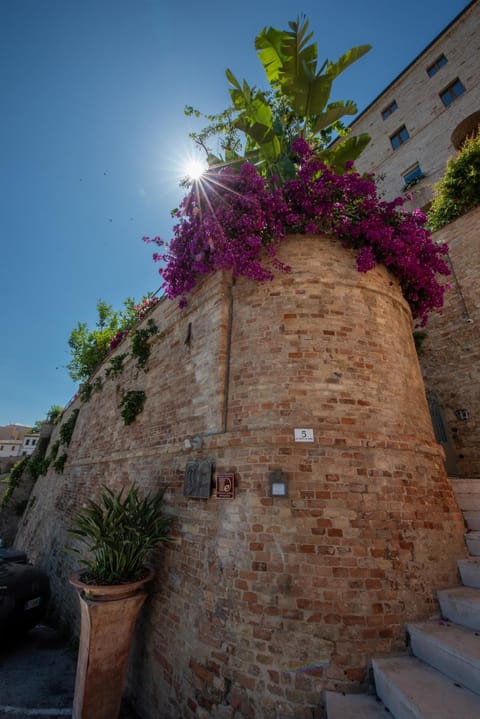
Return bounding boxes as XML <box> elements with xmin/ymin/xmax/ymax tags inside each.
<box><xmin>458</xmin><ymin>557</ymin><xmax>480</xmax><ymax>588</ymax></box>
<box><xmin>372</xmin><ymin>654</ymin><xmax>480</xmax><ymax>718</ymax></box>
<box><xmin>465</xmin><ymin>531</ymin><xmax>480</xmax><ymax>556</ymax></box>
<box><xmin>463</xmin><ymin>511</ymin><xmax>480</xmax><ymax>530</ymax></box>
<box><xmin>324</xmin><ymin>691</ymin><xmax>391</xmax><ymax>718</ymax></box>
<box><xmin>437</xmin><ymin>586</ymin><xmax>480</xmax><ymax>631</ymax></box>
<box><xmin>455</xmin><ymin>494</ymin><xmax>480</xmax><ymax>511</ymax></box>
<box><xmin>407</xmin><ymin>619</ymin><xmax>480</xmax><ymax>695</ymax></box>
<box><xmin>450</xmin><ymin>479</ymin><xmax>480</xmax><ymax>495</ymax></box>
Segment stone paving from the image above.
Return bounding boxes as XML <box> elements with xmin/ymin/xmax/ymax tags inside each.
<box><xmin>0</xmin><ymin>625</ymin><xmax>140</xmax><ymax>719</ymax></box>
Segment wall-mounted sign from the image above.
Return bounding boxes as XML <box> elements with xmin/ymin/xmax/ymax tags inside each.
<box><xmin>216</xmin><ymin>473</ymin><xmax>235</xmax><ymax>499</ymax></box>
<box><xmin>294</xmin><ymin>428</ymin><xmax>314</xmax><ymax>442</ymax></box>
<box><xmin>183</xmin><ymin>459</ymin><xmax>213</xmax><ymax>498</ymax></box>
<box><xmin>269</xmin><ymin>470</ymin><xmax>288</xmax><ymax>497</ymax></box>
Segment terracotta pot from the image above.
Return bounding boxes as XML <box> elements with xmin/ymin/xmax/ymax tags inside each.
<box><xmin>69</xmin><ymin>569</ymin><xmax>154</xmax><ymax>719</ymax></box>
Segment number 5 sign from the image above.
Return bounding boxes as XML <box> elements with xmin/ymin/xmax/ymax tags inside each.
<box><xmin>294</xmin><ymin>428</ymin><xmax>314</xmax><ymax>442</ymax></box>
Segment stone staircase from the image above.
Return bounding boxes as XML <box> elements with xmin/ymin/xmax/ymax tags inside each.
<box><xmin>325</xmin><ymin>478</ymin><xmax>480</xmax><ymax>719</ymax></box>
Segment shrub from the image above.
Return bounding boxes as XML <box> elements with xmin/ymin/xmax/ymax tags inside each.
<box><xmin>429</xmin><ymin>128</ymin><xmax>480</xmax><ymax>231</ymax></box>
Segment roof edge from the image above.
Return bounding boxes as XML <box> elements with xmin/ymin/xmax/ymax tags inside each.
<box><xmin>349</xmin><ymin>0</ymin><xmax>477</xmax><ymax>127</ymax></box>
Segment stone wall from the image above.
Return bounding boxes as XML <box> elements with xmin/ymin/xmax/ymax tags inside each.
<box><xmin>419</xmin><ymin>205</ymin><xmax>480</xmax><ymax>477</ymax></box>
<box><xmin>348</xmin><ymin>1</ymin><xmax>480</xmax><ymax>209</ymax></box>
<box><xmin>15</xmin><ymin>236</ymin><xmax>466</xmax><ymax>719</ymax></box>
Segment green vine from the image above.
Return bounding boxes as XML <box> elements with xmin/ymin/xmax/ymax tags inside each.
<box><xmin>80</xmin><ymin>377</ymin><xmax>103</xmax><ymax>403</ymax></box>
<box><xmin>119</xmin><ymin>390</ymin><xmax>146</xmax><ymax>425</ymax></box>
<box><xmin>48</xmin><ymin>440</ymin><xmax>61</xmax><ymax>462</ymax></box>
<box><xmin>93</xmin><ymin>377</ymin><xmax>103</xmax><ymax>393</ymax></box>
<box><xmin>59</xmin><ymin>408</ymin><xmax>80</xmax><ymax>446</ymax></box>
<box><xmin>53</xmin><ymin>453</ymin><xmax>68</xmax><ymax>474</ymax></box>
<box><xmin>79</xmin><ymin>382</ymin><xmax>93</xmax><ymax>403</ymax></box>
<box><xmin>106</xmin><ymin>353</ymin><xmax>128</xmax><ymax>380</ymax></box>
<box><xmin>1</xmin><ymin>457</ymin><xmax>30</xmax><ymax>509</ymax></box>
<box><xmin>131</xmin><ymin>319</ymin><xmax>158</xmax><ymax>370</ymax></box>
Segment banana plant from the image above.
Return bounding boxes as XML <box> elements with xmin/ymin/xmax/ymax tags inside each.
<box><xmin>188</xmin><ymin>16</ymin><xmax>371</xmax><ymax>180</ymax></box>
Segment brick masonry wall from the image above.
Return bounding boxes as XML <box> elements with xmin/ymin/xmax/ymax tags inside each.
<box><xmin>419</xmin><ymin>205</ymin><xmax>480</xmax><ymax>477</ymax></box>
<box><xmin>16</xmin><ymin>236</ymin><xmax>466</xmax><ymax>719</ymax></box>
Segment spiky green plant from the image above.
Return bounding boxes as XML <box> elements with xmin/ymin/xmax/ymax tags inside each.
<box><xmin>68</xmin><ymin>484</ymin><xmax>173</xmax><ymax>584</ymax></box>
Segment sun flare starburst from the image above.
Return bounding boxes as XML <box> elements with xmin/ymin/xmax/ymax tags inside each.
<box><xmin>184</xmin><ymin>158</ymin><xmax>207</xmax><ymax>181</ymax></box>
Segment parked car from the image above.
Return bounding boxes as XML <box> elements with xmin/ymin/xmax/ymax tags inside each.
<box><xmin>0</xmin><ymin>541</ymin><xmax>50</xmax><ymax>636</ymax></box>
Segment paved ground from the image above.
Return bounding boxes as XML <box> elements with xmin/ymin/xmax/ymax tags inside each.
<box><xmin>0</xmin><ymin>625</ymin><xmax>76</xmax><ymax>719</ymax></box>
<box><xmin>0</xmin><ymin>624</ymin><xmax>140</xmax><ymax>719</ymax></box>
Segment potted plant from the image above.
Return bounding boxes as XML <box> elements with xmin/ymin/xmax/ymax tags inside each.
<box><xmin>68</xmin><ymin>484</ymin><xmax>173</xmax><ymax>719</ymax></box>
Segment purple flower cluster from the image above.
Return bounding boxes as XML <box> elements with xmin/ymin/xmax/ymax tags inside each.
<box><xmin>109</xmin><ymin>329</ymin><xmax>129</xmax><ymax>351</ymax></box>
<box><xmin>145</xmin><ymin>138</ymin><xmax>450</xmax><ymax>324</ymax></box>
<box><xmin>134</xmin><ymin>296</ymin><xmax>159</xmax><ymax>320</ymax></box>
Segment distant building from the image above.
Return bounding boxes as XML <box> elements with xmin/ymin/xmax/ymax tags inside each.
<box><xmin>0</xmin><ymin>440</ymin><xmax>22</xmax><ymax>459</ymax></box>
<box><xmin>0</xmin><ymin>424</ymin><xmax>33</xmax><ymax>458</ymax></box>
<box><xmin>21</xmin><ymin>434</ymin><xmax>40</xmax><ymax>456</ymax></box>
<box><xmin>347</xmin><ymin>0</ymin><xmax>480</xmax><ymax>211</ymax></box>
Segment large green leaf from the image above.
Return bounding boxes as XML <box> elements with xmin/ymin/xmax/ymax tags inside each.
<box><xmin>255</xmin><ymin>26</ymin><xmax>288</xmax><ymax>86</ymax></box>
<box><xmin>280</xmin><ymin>16</ymin><xmax>318</xmax><ymax>110</ymax></box>
<box><xmin>326</xmin><ymin>45</ymin><xmax>371</xmax><ymax>80</ymax></box>
<box><xmin>304</xmin><ymin>75</ymin><xmax>333</xmax><ymax>117</ymax></box>
<box><xmin>323</xmin><ymin>133</ymin><xmax>371</xmax><ymax>170</ymax></box>
<box><xmin>312</xmin><ymin>100</ymin><xmax>357</xmax><ymax>134</ymax></box>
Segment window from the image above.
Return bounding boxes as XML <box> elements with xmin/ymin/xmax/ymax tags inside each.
<box><xmin>382</xmin><ymin>100</ymin><xmax>398</xmax><ymax>120</ymax></box>
<box><xmin>440</xmin><ymin>79</ymin><xmax>466</xmax><ymax>107</ymax></box>
<box><xmin>402</xmin><ymin>163</ymin><xmax>424</xmax><ymax>189</ymax></box>
<box><xmin>0</xmin><ymin>445</ymin><xmax>3</xmax><ymax>451</ymax></box>
<box><xmin>32</xmin><ymin>439</ymin><xmax>36</xmax><ymax>445</ymax></box>
<box><xmin>390</xmin><ymin>125</ymin><xmax>410</xmax><ymax>150</ymax></box>
<box><xmin>25</xmin><ymin>439</ymin><xmax>30</xmax><ymax>445</ymax></box>
<box><xmin>427</xmin><ymin>54</ymin><xmax>447</xmax><ymax>77</ymax></box>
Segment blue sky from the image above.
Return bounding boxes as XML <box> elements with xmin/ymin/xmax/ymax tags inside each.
<box><xmin>0</xmin><ymin>0</ymin><xmax>470</xmax><ymax>426</ymax></box>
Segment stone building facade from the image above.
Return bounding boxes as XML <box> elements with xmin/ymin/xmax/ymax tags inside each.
<box><xmin>348</xmin><ymin>0</ymin><xmax>480</xmax><ymax>211</ymax></box>
<box><xmin>419</xmin><ymin>205</ymin><xmax>480</xmax><ymax>478</ymax></box>
<box><xmin>346</xmin><ymin>1</ymin><xmax>480</xmax><ymax>478</ymax></box>
<box><xmin>15</xmin><ymin>237</ymin><xmax>466</xmax><ymax>719</ymax></box>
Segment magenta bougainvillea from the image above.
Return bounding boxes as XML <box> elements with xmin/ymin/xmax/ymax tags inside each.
<box><xmin>108</xmin><ymin>296</ymin><xmax>160</xmax><ymax>351</ymax></box>
<box><xmin>145</xmin><ymin>138</ymin><xmax>449</xmax><ymax>326</ymax></box>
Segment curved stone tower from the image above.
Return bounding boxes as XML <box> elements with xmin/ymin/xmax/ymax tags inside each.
<box><xmin>16</xmin><ymin>235</ymin><xmax>466</xmax><ymax>719</ymax></box>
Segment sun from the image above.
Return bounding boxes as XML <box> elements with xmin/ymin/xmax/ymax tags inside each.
<box><xmin>184</xmin><ymin>158</ymin><xmax>207</xmax><ymax>181</ymax></box>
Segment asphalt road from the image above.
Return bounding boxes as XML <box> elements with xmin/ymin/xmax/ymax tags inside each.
<box><xmin>0</xmin><ymin>625</ymin><xmax>76</xmax><ymax>719</ymax></box>
<box><xmin>0</xmin><ymin>625</ymin><xmax>140</xmax><ymax>719</ymax></box>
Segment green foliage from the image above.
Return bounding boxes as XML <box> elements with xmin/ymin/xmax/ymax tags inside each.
<box><xmin>47</xmin><ymin>405</ymin><xmax>64</xmax><ymax>424</ymax></box>
<box><xmin>1</xmin><ymin>457</ymin><xmax>30</xmax><ymax>509</ymax></box>
<box><xmin>59</xmin><ymin>409</ymin><xmax>79</xmax><ymax>447</ymax></box>
<box><xmin>186</xmin><ymin>15</ymin><xmax>371</xmax><ymax>181</ymax></box>
<box><xmin>79</xmin><ymin>382</ymin><xmax>93</xmax><ymax>403</ymax></box>
<box><xmin>68</xmin><ymin>484</ymin><xmax>173</xmax><ymax>584</ymax></box>
<box><xmin>28</xmin><ymin>420</ymin><xmax>44</xmax><ymax>434</ymax></box>
<box><xmin>429</xmin><ymin>129</ymin><xmax>480</xmax><ymax>231</ymax></box>
<box><xmin>67</xmin><ymin>297</ymin><xmax>142</xmax><ymax>382</ymax></box>
<box><xmin>49</xmin><ymin>440</ymin><xmax>61</xmax><ymax>462</ymax></box>
<box><xmin>119</xmin><ymin>391</ymin><xmax>146</xmax><ymax>425</ymax></box>
<box><xmin>53</xmin><ymin>453</ymin><xmax>68</xmax><ymax>474</ymax></box>
<box><xmin>67</xmin><ymin>295</ymin><xmax>161</xmax><ymax>382</ymax></box>
<box><xmin>28</xmin><ymin>437</ymin><xmax>51</xmax><ymax>480</ymax></box>
<box><xmin>131</xmin><ymin>319</ymin><xmax>158</xmax><ymax>370</ymax></box>
<box><xmin>105</xmin><ymin>353</ymin><xmax>128</xmax><ymax>380</ymax></box>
